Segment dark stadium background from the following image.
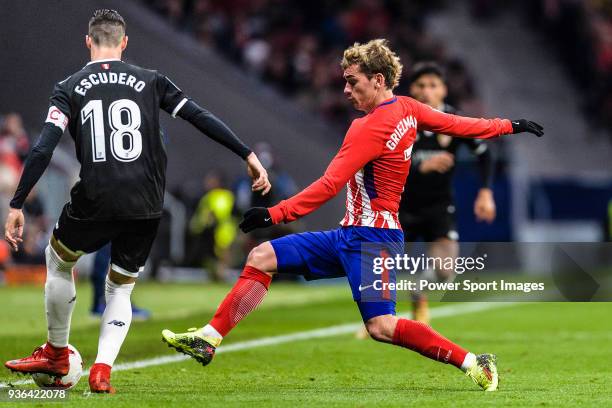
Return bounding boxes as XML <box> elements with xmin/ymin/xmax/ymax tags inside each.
<box><xmin>0</xmin><ymin>2</ymin><xmax>611</xmax><ymax>406</ymax></box>
<box><xmin>0</xmin><ymin>0</ymin><xmax>610</xmax><ymax>276</ymax></box>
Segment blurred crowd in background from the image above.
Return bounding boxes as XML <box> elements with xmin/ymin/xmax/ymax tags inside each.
<box><xmin>145</xmin><ymin>0</ymin><xmax>612</xmax><ymax>135</ymax></box>
<box><xmin>3</xmin><ymin>0</ymin><xmax>486</xmax><ymax>278</ymax></box>
<box><xmin>520</xmin><ymin>0</ymin><xmax>612</xmax><ymax>136</ymax></box>
<box><xmin>0</xmin><ymin>113</ymin><xmax>48</xmax><ymax>268</ymax></box>
<box><xmin>1</xmin><ymin>0</ymin><xmax>611</xmax><ymax>279</ymax></box>
<box><xmin>146</xmin><ymin>0</ymin><xmax>486</xmax><ymax>127</ymax></box>
<box><xmin>463</xmin><ymin>0</ymin><xmax>612</xmax><ymax>135</ymax></box>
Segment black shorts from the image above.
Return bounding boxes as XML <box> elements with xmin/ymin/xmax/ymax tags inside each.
<box><xmin>53</xmin><ymin>204</ymin><xmax>160</xmax><ymax>277</ymax></box>
<box><xmin>399</xmin><ymin>203</ymin><xmax>458</xmax><ymax>242</ymax></box>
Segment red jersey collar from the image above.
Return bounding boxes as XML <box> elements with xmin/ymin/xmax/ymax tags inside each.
<box><xmin>369</xmin><ymin>96</ymin><xmax>397</xmax><ymax>113</ymax></box>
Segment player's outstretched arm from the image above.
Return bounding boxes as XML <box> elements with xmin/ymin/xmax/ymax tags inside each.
<box><xmin>5</xmin><ymin>122</ymin><xmax>63</xmax><ymax>251</ymax></box>
<box><xmin>414</xmin><ymin>99</ymin><xmax>544</xmax><ymax>139</ymax></box>
<box><xmin>4</xmin><ymin>208</ymin><xmax>24</xmax><ymax>252</ymax></box>
<box><xmin>474</xmin><ymin>188</ymin><xmax>496</xmax><ymax>223</ymax></box>
<box><xmin>509</xmin><ymin>119</ymin><xmax>544</xmax><ymax>136</ymax></box>
<box><xmin>465</xmin><ymin>139</ymin><xmax>496</xmax><ymax>223</ymax></box>
<box><xmin>175</xmin><ymin>100</ymin><xmax>270</xmax><ymax>195</ymax></box>
<box><xmin>246</xmin><ymin>152</ymin><xmax>271</xmax><ymax>195</ymax></box>
<box><xmin>239</xmin><ymin>127</ymin><xmax>381</xmax><ymax>233</ymax></box>
<box><xmin>176</xmin><ymin>99</ymin><xmax>252</xmax><ymax>159</ymax></box>
<box><xmin>158</xmin><ymin>73</ymin><xmax>271</xmax><ymax>194</ymax></box>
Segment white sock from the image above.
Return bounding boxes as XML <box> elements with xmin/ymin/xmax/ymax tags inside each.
<box><xmin>200</xmin><ymin>324</ymin><xmax>223</xmax><ymax>340</ymax></box>
<box><xmin>461</xmin><ymin>352</ymin><xmax>477</xmax><ymax>372</ymax></box>
<box><xmin>94</xmin><ymin>276</ymin><xmax>134</xmax><ymax>366</ymax></box>
<box><xmin>45</xmin><ymin>245</ymin><xmax>77</xmax><ymax>348</ymax></box>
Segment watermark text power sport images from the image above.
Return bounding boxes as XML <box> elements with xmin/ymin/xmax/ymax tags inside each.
<box><xmin>361</xmin><ymin>242</ymin><xmax>612</xmax><ymax>301</ymax></box>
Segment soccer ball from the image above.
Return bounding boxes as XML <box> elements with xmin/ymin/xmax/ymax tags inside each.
<box><xmin>32</xmin><ymin>344</ymin><xmax>83</xmax><ymax>389</ymax></box>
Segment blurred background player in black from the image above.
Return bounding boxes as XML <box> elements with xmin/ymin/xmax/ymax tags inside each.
<box><xmin>356</xmin><ymin>62</ymin><xmax>496</xmax><ymax>339</ymax></box>
<box><xmin>402</xmin><ymin>63</ymin><xmax>496</xmax><ymax>324</ymax></box>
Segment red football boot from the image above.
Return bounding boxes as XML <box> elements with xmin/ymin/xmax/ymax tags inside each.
<box><xmin>4</xmin><ymin>342</ymin><xmax>69</xmax><ymax>376</ymax></box>
<box><xmin>89</xmin><ymin>363</ymin><xmax>115</xmax><ymax>394</ymax></box>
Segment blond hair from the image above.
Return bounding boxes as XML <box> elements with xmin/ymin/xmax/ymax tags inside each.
<box><xmin>341</xmin><ymin>39</ymin><xmax>403</xmax><ymax>90</ymax></box>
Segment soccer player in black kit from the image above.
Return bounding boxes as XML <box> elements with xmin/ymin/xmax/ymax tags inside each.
<box><xmin>402</xmin><ymin>63</ymin><xmax>497</xmax><ymax>323</ymax></box>
<box><xmin>3</xmin><ymin>10</ymin><xmax>271</xmax><ymax>393</ymax></box>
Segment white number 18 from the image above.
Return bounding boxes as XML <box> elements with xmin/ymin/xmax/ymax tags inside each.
<box><xmin>81</xmin><ymin>99</ymin><xmax>143</xmax><ymax>163</ymax></box>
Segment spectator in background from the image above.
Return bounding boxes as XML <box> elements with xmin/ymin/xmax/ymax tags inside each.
<box><xmin>0</xmin><ymin>113</ymin><xmax>33</xmax><ymax>260</ymax></box>
<box><xmin>0</xmin><ymin>113</ymin><xmax>30</xmax><ymax>224</ymax></box>
<box><xmin>0</xmin><ymin>162</ymin><xmax>18</xmax><ymax>229</ymax></box>
<box><xmin>234</xmin><ymin>143</ymin><xmax>297</xmax><ymax>261</ymax></box>
<box><xmin>147</xmin><ymin>0</ymin><xmax>482</xmax><ymax>130</ymax></box>
<box><xmin>11</xmin><ymin>190</ymin><xmax>47</xmax><ymax>265</ymax></box>
<box><xmin>188</xmin><ymin>170</ymin><xmax>237</xmax><ymax>281</ymax></box>
<box><xmin>523</xmin><ymin>0</ymin><xmax>612</xmax><ymax>136</ymax></box>
<box><xmin>234</xmin><ymin>142</ymin><xmax>298</xmax><ymax>280</ymax></box>
<box><xmin>0</xmin><ymin>113</ymin><xmax>30</xmax><ymax>164</ymax></box>
<box><xmin>234</xmin><ymin>142</ymin><xmax>297</xmax><ymax>213</ymax></box>
<box><xmin>606</xmin><ymin>198</ymin><xmax>612</xmax><ymax>242</ymax></box>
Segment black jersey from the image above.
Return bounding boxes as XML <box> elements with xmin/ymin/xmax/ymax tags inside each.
<box><xmin>400</xmin><ymin>104</ymin><xmax>492</xmax><ymax>212</ymax></box>
<box><xmin>47</xmin><ymin>59</ymin><xmax>188</xmax><ymax>220</ymax></box>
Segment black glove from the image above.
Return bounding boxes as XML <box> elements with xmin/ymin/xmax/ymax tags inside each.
<box><xmin>239</xmin><ymin>207</ymin><xmax>274</xmax><ymax>233</ymax></box>
<box><xmin>511</xmin><ymin>119</ymin><xmax>544</xmax><ymax>137</ymax></box>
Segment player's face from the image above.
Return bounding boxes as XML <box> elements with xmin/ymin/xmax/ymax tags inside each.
<box><xmin>343</xmin><ymin>65</ymin><xmax>381</xmax><ymax>112</ymax></box>
<box><xmin>410</xmin><ymin>74</ymin><xmax>447</xmax><ymax>108</ymax></box>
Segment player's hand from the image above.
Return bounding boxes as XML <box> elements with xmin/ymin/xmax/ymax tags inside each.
<box><xmin>246</xmin><ymin>152</ymin><xmax>272</xmax><ymax>195</ymax></box>
<box><xmin>511</xmin><ymin>119</ymin><xmax>544</xmax><ymax>137</ymax></box>
<box><xmin>419</xmin><ymin>152</ymin><xmax>454</xmax><ymax>173</ymax></box>
<box><xmin>239</xmin><ymin>207</ymin><xmax>274</xmax><ymax>233</ymax></box>
<box><xmin>4</xmin><ymin>208</ymin><xmax>25</xmax><ymax>252</ymax></box>
<box><xmin>474</xmin><ymin>188</ymin><xmax>496</xmax><ymax>223</ymax></box>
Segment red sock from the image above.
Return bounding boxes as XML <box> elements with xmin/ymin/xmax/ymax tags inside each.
<box><xmin>44</xmin><ymin>342</ymin><xmax>68</xmax><ymax>357</ymax></box>
<box><xmin>392</xmin><ymin>319</ymin><xmax>468</xmax><ymax>369</ymax></box>
<box><xmin>209</xmin><ymin>266</ymin><xmax>272</xmax><ymax>337</ymax></box>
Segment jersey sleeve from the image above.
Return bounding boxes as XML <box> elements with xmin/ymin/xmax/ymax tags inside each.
<box><xmin>464</xmin><ymin>138</ymin><xmax>489</xmax><ymax>156</ymax></box>
<box><xmin>465</xmin><ymin>139</ymin><xmax>494</xmax><ymax>189</ymax></box>
<box><xmin>45</xmin><ymin>80</ymin><xmax>71</xmax><ymax>132</ymax></box>
<box><xmin>176</xmin><ymin>100</ymin><xmax>252</xmax><ymax>159</ymax></box>
<box><xmin>414</xmin><ymin>99</ymin><xmax>513</xmax><ymax>139</ymax></box>
<box><xmin>156</xmin><ymin>73</ymin><xmax>188</xmax><ymax>117</ymax></box>
<box><xmin>10</xmin><ymin>80</ymin><xmax>71</xmax><ymax>209</ymax></box>
<box><xmin>268</xmin><ymin>122</ymin><xmax>383</xmax><ymax>224</ymax></box>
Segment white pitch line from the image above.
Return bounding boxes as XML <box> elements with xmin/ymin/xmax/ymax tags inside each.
<box><xmin>0</xmin><ymin>301</ymin><xmax>516</xmax><ymax>388</ymax></box>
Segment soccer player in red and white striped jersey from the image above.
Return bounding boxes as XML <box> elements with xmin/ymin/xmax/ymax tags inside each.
<box><xmin>162</xmin><ymin>39</ymin><xmax>543</xmax><ymax>391</ymax></box>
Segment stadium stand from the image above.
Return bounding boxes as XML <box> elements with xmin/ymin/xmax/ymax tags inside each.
<box><xmin>428</xmin><ymin>1</ymin><xmax>612</xmax><ymax>242</ymax></box>
<box><xmin>523</xmin><ymin>0</ymin><xmax>612</xmax><ymax>136</ymax></box>
<box><xmin>1</xmin><ymin>0</ymin><xmax>610</xmax><ymax>272</ymax></box>
<box><xmin>145</xmin><ymin>0</ymin><xmax>485</xmax><ymax>127</ymax></box>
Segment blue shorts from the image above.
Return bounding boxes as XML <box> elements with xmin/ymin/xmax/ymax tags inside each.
<box><xmin>270</xmin><ymin>226</ymin><xmax>404</xmax><ymax>322</ymax></box>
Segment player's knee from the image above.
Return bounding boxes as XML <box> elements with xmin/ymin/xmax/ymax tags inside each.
<box><xmin>246</xmin><ymin>242</ymin><xmax>277</xmax><ymax>274</ymax></box>
<box><xmin>430</xmin><ymin>238</ymin><xmax>458</xmax><ymax>259</ymax></box>
<box><xmin>365</xmin><ymin>321</ymin><xmax>387</xmax><ymax>342</ymax></box>
<box><xmin>108</xmin><ymin>269</ymin><xmax>137</xmax><ymax>285</ymax></box>
<box><xmin>365</xmin><ymin>315</ymin><xmax>396</xmax><ymax>343</ymax></box>
<box><xmin>49</xmin><ymin>235</ymin><xmax>80</xmax><ymax>263</ymax></box>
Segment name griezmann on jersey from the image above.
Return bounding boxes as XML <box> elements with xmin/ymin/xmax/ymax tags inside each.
<box><xmin>268</xmin><ymin>96</ymin><xmax>513</xmax><ymax>230</ymax></box>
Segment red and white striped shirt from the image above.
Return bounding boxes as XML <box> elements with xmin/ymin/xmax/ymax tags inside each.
<box><xmin>268</xmin><ymin>96</ymin><xmax>513</xmax><ymax>230</ymax></box>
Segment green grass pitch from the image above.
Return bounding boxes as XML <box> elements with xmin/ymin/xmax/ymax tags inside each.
<box><xmin>0</xmin><ymin>281</ymin><xmax>610</xmax><ymax>407</ymax></box>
